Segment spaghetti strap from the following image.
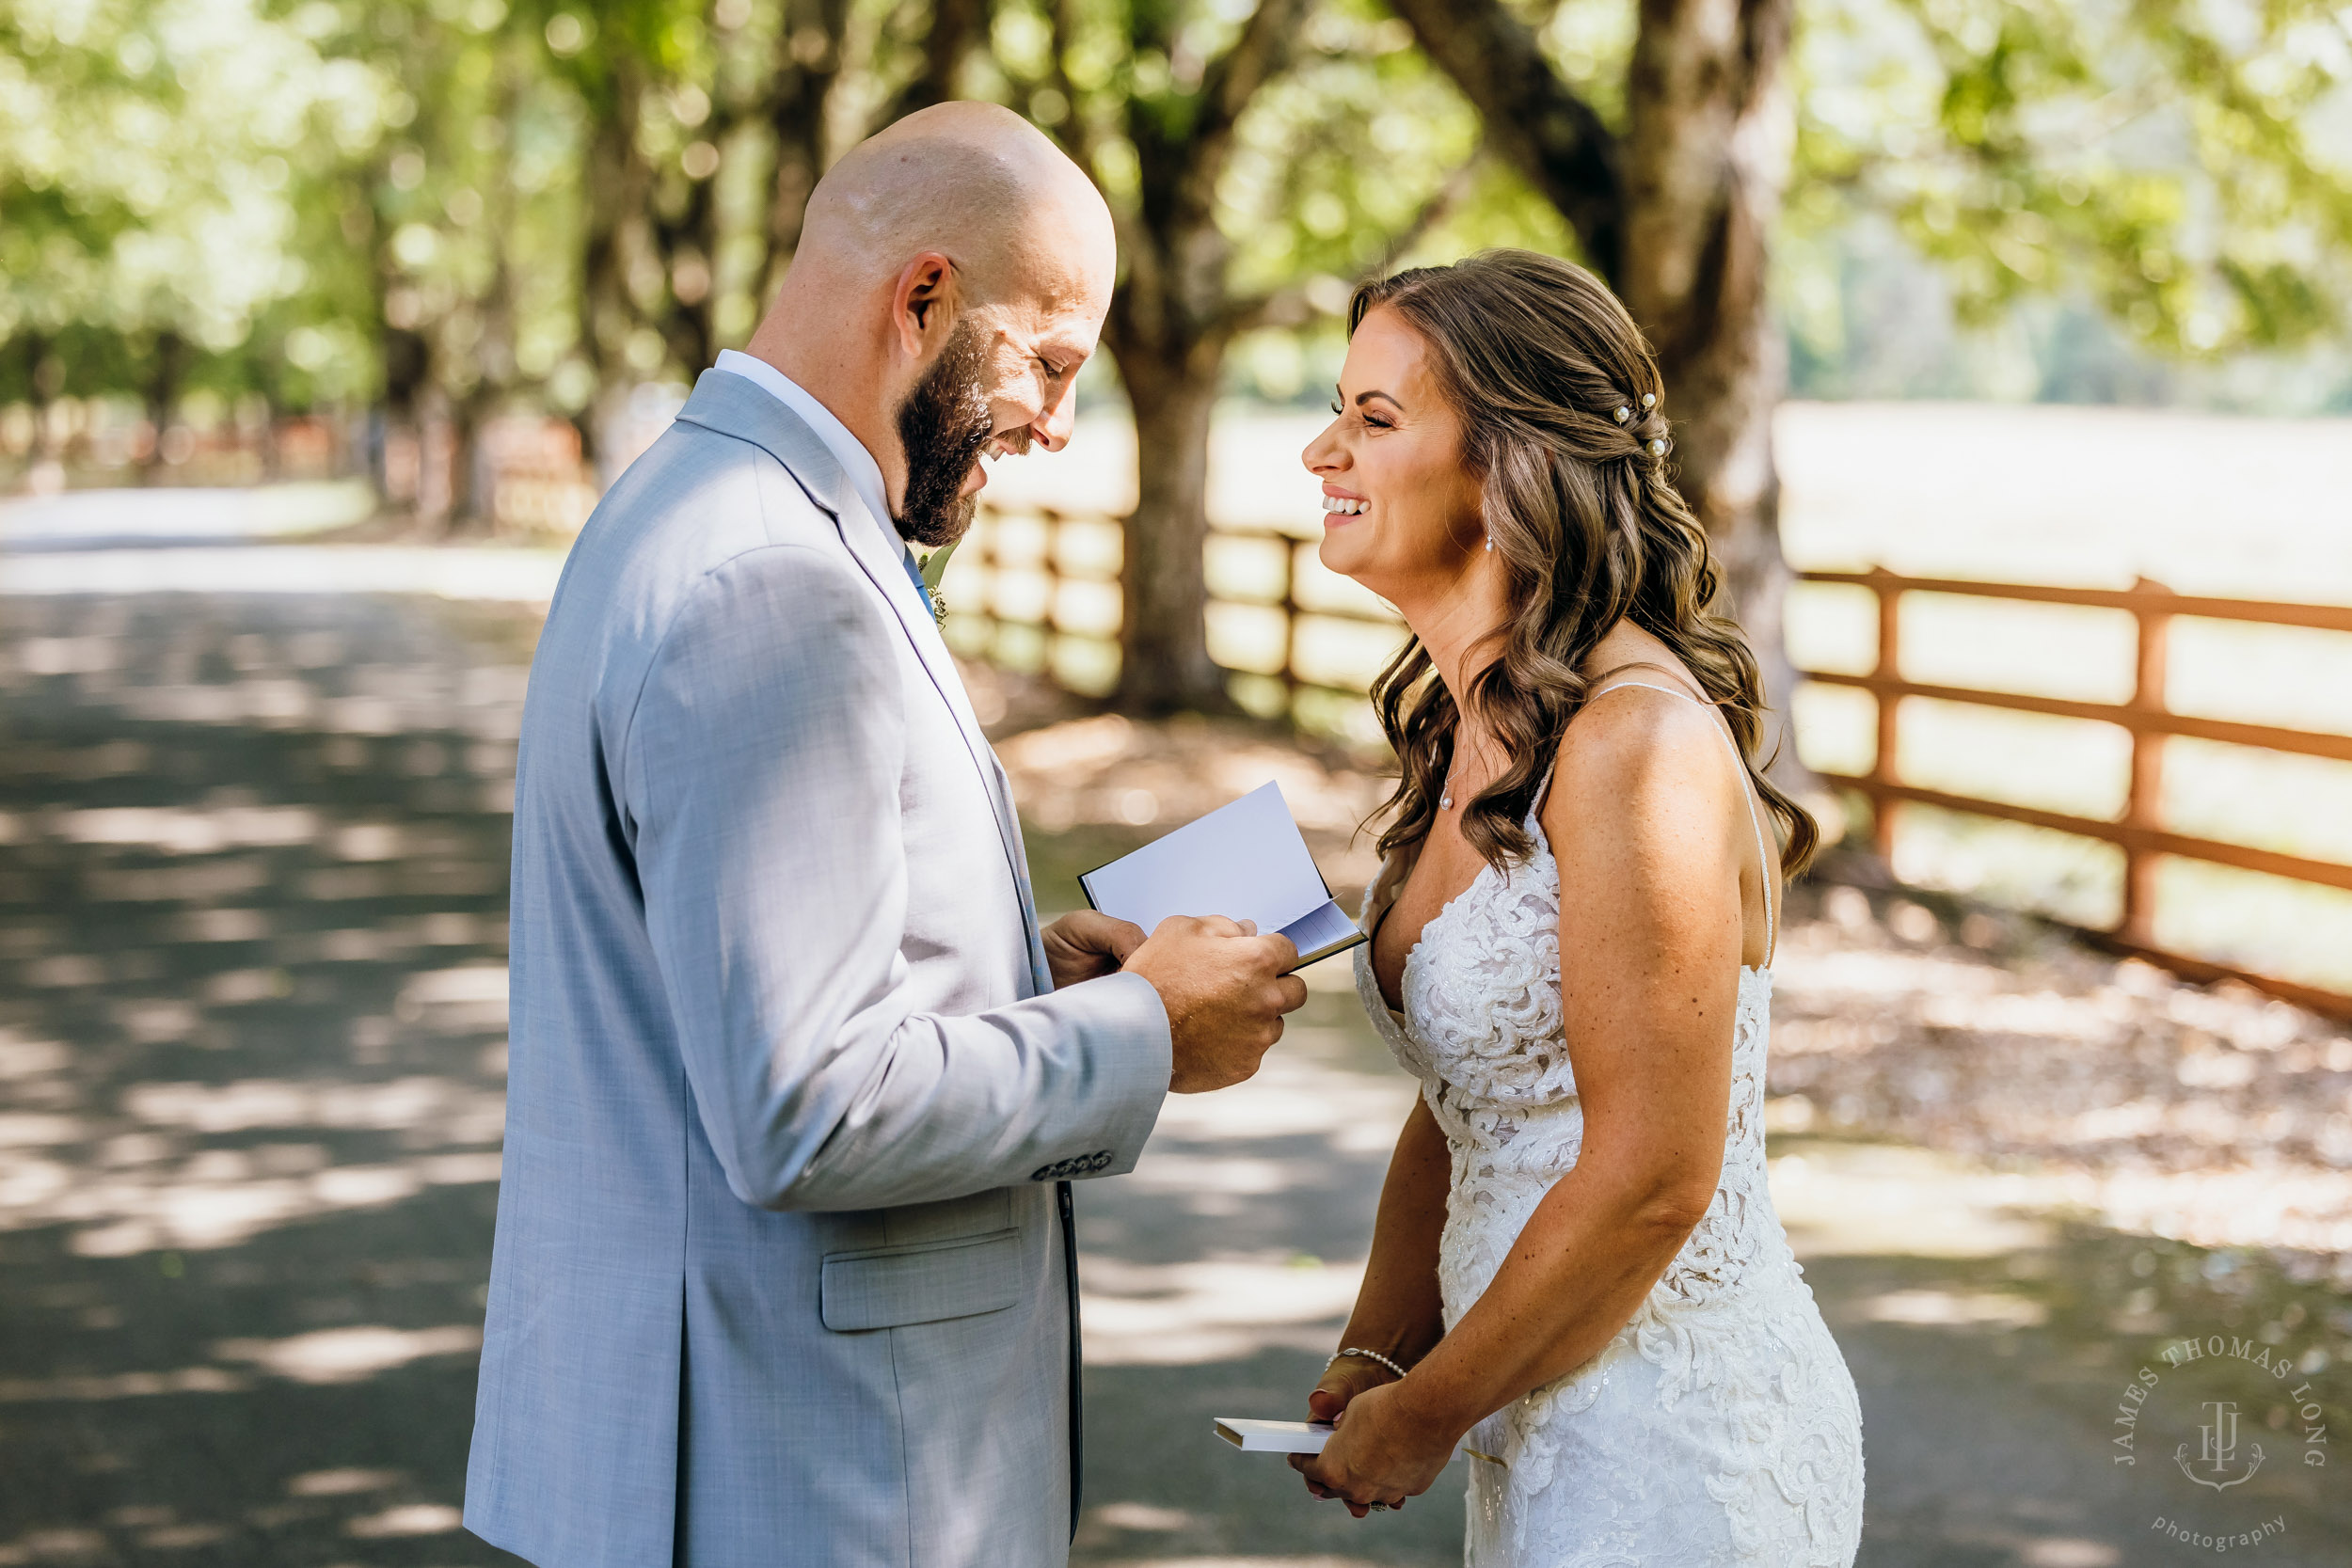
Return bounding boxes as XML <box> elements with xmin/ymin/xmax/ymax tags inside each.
<box><xmin>1532</xmin><ymin>759</ymin><xmax>1562</xmax><ymax>819</ymax></box>
<box><xmin>1582</xmin><ymin>679</ymin><xmax>1778</xmax><ymax>966</ymax></box>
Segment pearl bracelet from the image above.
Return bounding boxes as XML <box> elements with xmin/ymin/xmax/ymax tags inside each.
<box><xmin>1330</xmin><ymin>1346</ymin><xmax>1408</xmax><ymax>1380</ymax></box>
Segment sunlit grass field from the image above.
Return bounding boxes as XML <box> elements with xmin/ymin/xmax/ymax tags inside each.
<box><xmin>953</xmin><ymin>399</ymin><xmax>2352</xmax><ymax>994</ymax></box>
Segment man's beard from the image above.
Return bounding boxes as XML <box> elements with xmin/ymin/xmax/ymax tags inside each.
<box><xmin>893</xmin><ymin>319</ymin><xmax>994</xmax><ymax>548</ymax></box>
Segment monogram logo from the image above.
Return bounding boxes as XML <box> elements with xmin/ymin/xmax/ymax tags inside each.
<box><xmin>2177</xmin><ymin>1401</ymin><xmax>2265</xmax><ymax>1491</ymax></box>
<box><xmin>2104</xmin><ymin>1321</ymin><xmax>2331</xmax><ymax>1555</ymax></box>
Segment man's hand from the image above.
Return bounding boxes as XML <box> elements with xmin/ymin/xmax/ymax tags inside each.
<box><xmin>1041</xmin><ymin>911</ymin><xmax>1148</xmax><ymax>990</ymax></box>
<box><xmin>1121</xmin><ymin>915</ymin><xmax>1307</xmax><ymax>1092</ymax></box>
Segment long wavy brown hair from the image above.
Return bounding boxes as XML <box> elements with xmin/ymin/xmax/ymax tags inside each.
<box><xmin>1355</xmin><ymin>249</ymin><xmax>1817</xmax><ymax>878</ymax></box>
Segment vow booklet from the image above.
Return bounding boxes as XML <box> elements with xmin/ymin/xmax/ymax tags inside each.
<box><xmin>1213</xmin><ymin>1416</ymin><xmax>1469</xmax><ymax>1461</ymax></box>
<box><xmin>1214</xmin><ymin>1418</ymin><xmax>1333</xmax><ymax>1453</ymax></box>
<box><xmin>1078</xmin><ymin>782</ymin><xmax>1367</xmax><ymax>972</ymax></box>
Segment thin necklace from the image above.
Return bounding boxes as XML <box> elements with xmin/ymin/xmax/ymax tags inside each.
<box><xmin>1439</xmin><ymin>743</ymin><xmax>1474</xmax><ymax>811</ymax></box>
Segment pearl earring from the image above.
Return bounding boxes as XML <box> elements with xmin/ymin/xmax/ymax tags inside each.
<box><xmin>1484</xmin><ymin>531</ymin><xmax>1492</xmax><ymax>551</ymax></box>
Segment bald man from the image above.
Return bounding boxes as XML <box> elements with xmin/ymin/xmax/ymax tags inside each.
<box><xmin>464</xmin><ymin>104</ymin><xmax>1305</xmax><ymax>1568</ymax></box>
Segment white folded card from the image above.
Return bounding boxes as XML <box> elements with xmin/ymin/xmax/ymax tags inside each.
<box><xmin>1213</xmin><ymin>1417</ymin><xmax>1473</xmax><ymax>1463</ymax></box>
<box><xmin>1078</xmin><ymin>782</ymin><xmax>1367</xmax><ymax>972</ymax></box>
<box><xmin>1213</xmin><ymin>1418</ymin><xmax>1334</xmax><ymax>1453</ymax></box>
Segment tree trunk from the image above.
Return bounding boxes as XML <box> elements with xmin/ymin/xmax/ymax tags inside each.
<box><xmin>577</xmin><ymin>72</ymin><xmax>649</xmax><ymax>464</ymax></box>
<box><xmin>1394</xmin><ymin>0</ymin><xmax>1806</xmax><ymax>771</ymax></box>
<box><xmin>446</xmin><ymin>395</ymin><xmax>485</xmax><ymax>534</ymax></box>
<box><xmin>1383</xmin><ymin>0</ymin><xmax>1624</xmax><ymax>277</ymax></box>
<box><xmin>1618</xmin><ymin>0</ymin><xmax>1804</xmax><ymax>764</ymax></box>
<box><xmin>761</xmin><ymin>0</ymin><xmax>852</xmax><ymax>297</ymax></box>
<box><xmin>1077</xmin><ymin>0</ymin><xmax>1306</xmax><ymax>713</ymax></box>
<box><xmin>889</xmin><ymin>0</ymin><xmax>986</xmax><ymax>123</ymax></box>
<box><xmin>139</xmin><ymin>330</ymin><xmax>184</xmax><ymax>486</ymax></box>
<box><xmin>1115</xmin><ymin>348</ymin><xmax>1225</xmax><ymax>713</ymax></box>
<box><xmin>1098</xmin><ymin>221</ymin><xmax>1240</xmax><ymax>713</ymax></box>
<box><xmin>653</xmin><ymin>161</ymin><xmax>722</xmax><ymax>373</ymax></box>
<box><xmin>448</xmin><ymin>52</ymin><xmax>522</xmax><ymax>536</ymax></box>
<box><xmin>416</xmin><ymin>387</ymin><xmax>453</xmax><ymax>529</ymax></box>
<box><xmin>376</xmin><ymin>321</ymin><xmax>428</xmax><ymax>506</ymax></box>
<box><xmin>24</xmin><ymin>333</ymin><xmax>62</xmax><ymax>484</ymax></box>
<box><xmin>754</xmin><ymin>0</ymin><xmax>987</xmax><ymax>304</ymax></box>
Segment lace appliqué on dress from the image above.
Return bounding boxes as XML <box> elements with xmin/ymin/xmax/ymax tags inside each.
<box><xmin>1356</xmin><ymin>820</ymin><xmax>1864</xmax><ymax>1568</ymax></box>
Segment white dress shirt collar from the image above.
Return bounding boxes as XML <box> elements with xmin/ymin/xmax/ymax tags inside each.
<box><xmin>712</xmin><ymin>350</ymin><xmax>902</xmax><ymax>558</ymax></box>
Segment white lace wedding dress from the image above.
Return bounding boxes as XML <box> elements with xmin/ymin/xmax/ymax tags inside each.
<box><xmin>1355</xmin><ymin>686</ymin><xmax>1865</xmax><ymax>1566</ymax></box>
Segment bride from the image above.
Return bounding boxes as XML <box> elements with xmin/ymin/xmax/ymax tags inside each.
<box><xmin>1287</xmin><ymin>249</ymin><xmax>1865</xmax><ymax>1565</ymax></box>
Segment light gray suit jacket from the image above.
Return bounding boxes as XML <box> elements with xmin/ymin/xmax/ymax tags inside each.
<box><xmin>464</xmin><ymin>369</ymin><xmax>1172</xmax><ymax>1568</ymax></box>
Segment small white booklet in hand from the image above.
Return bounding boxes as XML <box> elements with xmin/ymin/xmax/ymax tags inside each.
<box><xmin>1077</xmin><ymin>782</ymin><xmax>1366</xmax><ymax>973</ymax></box>
<box><xmin>1213</xmin><ymin>1418</ymin><xmax>1333</xmax><ymax>1453</ymax></box>
<box><xmin>1213</xmin><ymin>1416</ymin><xmax>1469</xmax><ymax>1462</ymax></box>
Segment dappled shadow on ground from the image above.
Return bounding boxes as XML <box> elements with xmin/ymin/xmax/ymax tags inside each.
<box><xmin>0</xmin><ymin>594</ymin><xmax>530</xmax><ymax>1565</ymax></box>
<box><xmin>1789</xmin><ymin>1231</ymin><xmax>2352</xmax><ymax>1568</ymax></box>
<box><xmin>993</xmin><ymin>702</ymin><xmax>2352</xmax><ymax>1567</ymax></box>
<box><xmin>6</xmin><ymin>585</ymin><xmax>2351</xmax><ymax>1568</ymax></box>
<box><xmin>1769</xmin><ymin>883</ymin><xmax>2352</xmax><ymax>1284</ymax></box>
<box><xmin>1069</xmin><ymin>980</ymin><xmax>2352</xmax><ymax>1568</ymax></box>
<box><xmin>1071</xmin><ymin>988</ymin><xmax>1470</xmax><ymax>1568</ymax></box>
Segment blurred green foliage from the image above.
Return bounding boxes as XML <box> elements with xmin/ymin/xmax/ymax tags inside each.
<box><xmin>0</xmin><ymin>0</ymin><xmax>2345</xmax><ymax>421</ymax></box>
<box><xmin>1784</xmin><ymin>0</ymin><xmax>2352</xmax><ymax>404</ymax></box>
<box><xmin>0</xmin><ymin>0</ymin><xmax>386</xmax><ymax>400</ymax></box>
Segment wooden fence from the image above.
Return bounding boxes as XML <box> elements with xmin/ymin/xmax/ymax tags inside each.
<box><xmin>951</xmin><ymin>506</ymin><xmax>1401</xmax><ymax>709</ymax></box>
<box><xmin>1796</xmin><ymin>568</ymin><xmax>2352</xmax><ymax>1019</ymax></box>
<box><xmin>952</xmin><ymin>506</ymin><xmax>2352</xmax><ymax>1017</ymax></box>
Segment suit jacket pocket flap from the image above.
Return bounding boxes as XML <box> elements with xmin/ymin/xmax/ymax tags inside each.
<box><xmin>819</xmin><ymin>1228</ymin><xmax>1022</xmax><ymax>1332</ymax></box>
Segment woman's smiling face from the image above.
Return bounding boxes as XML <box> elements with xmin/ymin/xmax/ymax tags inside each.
<box><xmin>1302</xmin><ymin>306</ymin><xmax>1486</xmax><ymax>601</ymax></box>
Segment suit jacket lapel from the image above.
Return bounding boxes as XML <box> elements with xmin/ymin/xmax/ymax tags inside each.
<box><xmin>821</xmin><ymin>473</ymin><xmax>1054</xmax><ymax>997</ymax></box>
<box><xmin>675</xmin><ymin>372</ymin><xmax>1051</xmax><ymax>995</ymax></box>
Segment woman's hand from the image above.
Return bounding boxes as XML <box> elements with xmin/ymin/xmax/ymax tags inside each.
<box><xmin>1305</xmin><ymin>1351</ymin><xmax>1395</xmax><ymax>1427</ymax></box>
<box><xmin>1289</xmin><ymin>1378</ymin><xmax>1458</xmax><ymax>1517</ymax></box>
<box><xmin>1291</xmin><ymin>1354</ymin><xmax>1399</xmax><ymax>1514</ymax></box>
<box><xmin>1041</xmin><ymin>911</ymin><xmax>1147</xmax><ymax>990</ymax></box>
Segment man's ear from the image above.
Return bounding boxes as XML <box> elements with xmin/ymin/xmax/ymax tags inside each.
<box><xmin>891</xmin><ymin>251</ymin><xmax>959</xmax><ymax>360</ymax></box>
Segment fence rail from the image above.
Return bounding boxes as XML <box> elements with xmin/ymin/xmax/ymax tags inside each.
<box><xmin>1794</xmin><ymin>566</ymin><xmax>2352</xmax><ymax>1020</ymax></box>
<box><xmin>954</xmin><ymin>506</ymin><xmax>1401</xmax><ymax>704</ymax></box>
<box><xmin>954</xmin><ymin>507</ymin><xmax>2352</xmax><ymax>1018</ymax></box>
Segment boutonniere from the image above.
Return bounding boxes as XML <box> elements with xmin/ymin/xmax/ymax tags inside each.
<box><xmin>917</xmin><ymin>541</ymin><xmax>957</xmax><ymax>628</ymax></box>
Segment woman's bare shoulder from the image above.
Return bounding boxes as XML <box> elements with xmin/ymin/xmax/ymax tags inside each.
<box><xmin>1540</xmin><ymin>685</ymin><xmax>1740</xmax><ymax>843</ymax></box>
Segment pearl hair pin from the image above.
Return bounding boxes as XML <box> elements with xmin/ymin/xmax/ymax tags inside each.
<box><xmin>1643</xmin><ymin>392</ymin><xmax>1657</xmax><ymax>408</ymax></box>
<box><xmin>1613</xmin><ymin>404</ymin><xmax>1630</xmax><ymax>423</ymax></box>
<box><xmin>1648</xmin><ymin>437</ymin><xmax>1667</xmax><ymax>456</ymax></box>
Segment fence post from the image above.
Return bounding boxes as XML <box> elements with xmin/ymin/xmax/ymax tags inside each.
<box><xmin>1870</xmin><ymin>567</ymin><xmax>1902</xmax><ymax>862</ymax></box>
<box><xmin>1279</xmin><ymin>539</ymin><xmax>1302</xmax><ymax>713</ymax></box>
<box><xmin>968</xmin><ymin>509</ymin><xmax>992</xmax><ymax>628</ymax></box>
<box><xmin>2120</xmin><ymin>577</ymin><xmax>2173</xmax><ymax>947</ymax></box>
<box><xmin>1043</xmin><ymin>508</ymin><xmax>1068</xmax><ymax>682</ymax></box>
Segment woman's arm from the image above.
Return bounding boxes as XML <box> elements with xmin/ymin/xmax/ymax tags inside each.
<box><xmin>1305</xmin><ymin>1096</ymin><xmax>1452</xmax><ymax>1420</ymax></box>
<box><xmin>1295</xmin><ymin>693</ymin><xmax>1748</xmax><ymax>1508</ymax></box>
